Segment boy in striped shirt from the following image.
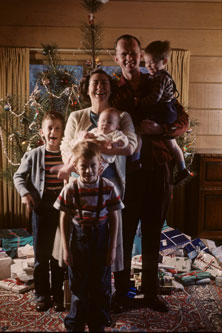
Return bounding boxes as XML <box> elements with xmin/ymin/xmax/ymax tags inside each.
<box><xmin>54</xmin><ymin>141</ymin><xmax>124</xmax><ymax>332</ymax></box>
<box><xmin>13</xmin><ymin>111</ymin><xmax>65</xmax><ymax>312</ymax></box>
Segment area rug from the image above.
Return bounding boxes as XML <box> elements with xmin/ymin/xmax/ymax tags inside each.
<box><xmin>0</xmin><ymin>284</ymin><xmax>222</xmax><ymax>332</ymax></box>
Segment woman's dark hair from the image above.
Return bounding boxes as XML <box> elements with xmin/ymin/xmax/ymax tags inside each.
<box><xmin>144</xmin><ymin>40</ymin><xmax>171</xmax><ymax>61</ymax></box>
<box><xmin>79</xmin><ymin>68</ymin><xmax>117</xmax><ymax>103</ymax></box>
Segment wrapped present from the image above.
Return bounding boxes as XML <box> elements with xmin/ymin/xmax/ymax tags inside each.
<box><xmin>11</xmin><ymin>258</ymin><xmax>34</xmax><ymax>282</ymax></box>
<box><xmin>0</xmin><ymin>229</ymin><xmax>33</xmax><ymax>258</ymax></box>
<box><xmin>192</xmin><ymin>251</ymin><xmax>222</xmax><ymax>278</ymax></box>
<box><xmin>131</xmin><ymin>254</ymin><xmax>142</xmax><ymax>270</ymax></box>
<box><xmin>160</xmin><ymin>228</ymin><xmax>191</xmax><ymax>255</ymax></box>
<box><xmin>184</xmin><ymin>238</ymin><xmax>210</xmax><ymax>260</ymax></box>
<box><xmin>17</xmin><ymin>244</ymin><xmax>34</xmax><ymax>258</ymax></box>
<box><xmin>215</xmin><ymin>276</ymin><xmax>222</xmax><ymax>287</ymax></box>
<box><xmin>0</xmin><ymin>255</ymin><xmax>12</xmax><ymax>280</ymax></box>
<box><xmin>162</xmin><ymin>256</ymin><xmax>192</xmax><ymax>272</ymax></box>
<box><xmin>212</xmin><ymin>246</ymin><xmax>222</xmax><ymax>267</ymax></box>
<box><xmin>201</xmin><ymin>239</ymin><xmax>217</xmax><ymax>252</ymax></box>
<box><xmin>0</xmin><ymin>278</ymin><xmax>34</xmax><ymax>293</ymax></box>
<box><xmin>175</xmin><ymin>270</ymin><xmax>212</xmax><ymax>286</ymax></box>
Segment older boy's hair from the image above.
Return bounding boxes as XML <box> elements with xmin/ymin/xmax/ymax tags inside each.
<box><xmin>42</xmin><ymin>111</ymin><xmax>65</xmax><ymax>130</ymax></box>
<box><xmin>114</xmin><ymin>34</ymin><xmax>141</xmax><ymax>50</ymax></box>
<box><xmin>144</xmin><ymin>40</ymin><xmax>171</xmax><ymax>61</ymax></box>
<box><xmin>72</xmin><ymin>141</ymin><xmax>101</xmax><ymax>163</ymax></box>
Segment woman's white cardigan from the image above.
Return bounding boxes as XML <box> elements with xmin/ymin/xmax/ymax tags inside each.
<box><xmin>60</xmin><ymin>107</ymin><xmax>137</xmax><ymax>198</ymax></box>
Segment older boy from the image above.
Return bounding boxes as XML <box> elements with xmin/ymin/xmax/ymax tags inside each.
<box><xmin>13</xmin><ymin>111</ymin><xmax>66</xmax><ymax>312</ymax></box>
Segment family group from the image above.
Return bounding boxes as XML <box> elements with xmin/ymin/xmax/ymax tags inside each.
<box><xmin>13</xmin><ymin>34</ymin><xmax>189</xmax><ymax>332</ymax></box>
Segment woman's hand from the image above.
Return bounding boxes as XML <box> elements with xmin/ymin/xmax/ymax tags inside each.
<box><xmin>106</xmin><ymin>247</ymin><xmax>116</xmax><ymax>266</ymax></box>
<box><xmin>139</xmin><ymin>119</ymin><xmax>163</xmax><ymax>135</ymax></box>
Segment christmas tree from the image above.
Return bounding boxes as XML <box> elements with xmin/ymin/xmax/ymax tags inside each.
<box><xmin>0</xmin><ymin>0</ymin><xmax>109</xmax><ymax>182</ymax></box>
<box><xmin>0</xmin><ymin>0</ymin><xmax>198</xmax><ymax>184</ymax></box>
<box><xmin>0</xmin><ymin>44</ymin><xmax>82</xmax><ymax>182</ymax></box>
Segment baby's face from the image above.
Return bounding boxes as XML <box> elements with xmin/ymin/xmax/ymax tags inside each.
<box><xmin>144</xmin><ymin>53</ymin><xmax>166</xmax><ymax>75</ymax></box>
<box><xmin>98</xmin><ymin>111</ymin><xmax>119</xmax><ymax>134</ymax></box>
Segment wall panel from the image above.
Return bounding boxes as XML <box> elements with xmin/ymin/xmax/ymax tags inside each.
<box><xmin>190</xmin><ymin>57</ymin><xmax>222</xmax><ymax>83</ymax></box>
<box><xmin>189</xmin><ymin>83</ymin><xmax>222</xmax><ymax>109</ymax></box>
<box><xmin>189</xmin><ymin>110</ymin><xmax>222</xmax><ymax>135</ymax></box>
<box><xmin>0</xmin><ymin>0</ymin><xmax>221</xmax><ymax>151</ymax></box>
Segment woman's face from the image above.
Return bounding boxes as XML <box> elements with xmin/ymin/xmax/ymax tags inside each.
<box><xmin>87</xmin><ymin>73</ymin><xmax>111</xmax><ymax>104</ymax></box>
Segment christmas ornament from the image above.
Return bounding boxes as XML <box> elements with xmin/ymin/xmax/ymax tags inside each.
<box><xmin>4</xmin><ymin>104</ymin><xmax>10</xmax><ymax>111</ymax></box>
<box><xmin>8</xmin><ymin>134</ymin><xmax>15</xmax><ymax>142</ymax></box>
<box><xmin>29</xmin><ymin>121</ymin><xmax>36</xmax><ymax>131</ymax></box>
<box><xmin>88</xmin><ymin>13</ymin><xmax>94</xmax><ymax>25</ymax></box>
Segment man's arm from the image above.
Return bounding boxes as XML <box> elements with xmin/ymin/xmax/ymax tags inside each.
<box><xmin>159</xmin><ymin>102</ymin><xmax>189</xmax><ymax>138</ymax></box>
<box><xmin>139</xmin><ymin>102</ymin><xmax>189</xmax><ymax>138</ymax></box>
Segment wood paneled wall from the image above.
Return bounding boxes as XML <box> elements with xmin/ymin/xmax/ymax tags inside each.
<box><xmin>0</xmin><ymin>0</ymin><xmax>222</xmax><ymax>149</ymax></box>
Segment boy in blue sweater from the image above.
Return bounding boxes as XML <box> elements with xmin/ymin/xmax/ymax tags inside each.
<box><xmin>13</xmin><ymin>111</ymin><xmax>66</xmax><ymax>312</ymax></box>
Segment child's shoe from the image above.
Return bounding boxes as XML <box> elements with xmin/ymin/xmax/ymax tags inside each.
<box><xmin>174</xmin><ymin>168</ymin><xmax>194</xmax><ymax>186</ymax></box>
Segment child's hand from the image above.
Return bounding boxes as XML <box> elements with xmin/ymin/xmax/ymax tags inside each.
<box><xmin>22</xmin><ymin>194</ymin><xmax>35</xmax><ymax>213</ymax></box>
<box><xmin>50</xmin><ymin>163</ymin><xmax>70</xmax><ymax>181</ymax></box>
<box><xmin>57</xmin><ymin>165</ymin><xmax>72</xmax><ymax>182</ymax></box>
<box><xmin>106</xmin><ymin>247</ymin><xmax>116</xmax><ymax>266</ymax></box>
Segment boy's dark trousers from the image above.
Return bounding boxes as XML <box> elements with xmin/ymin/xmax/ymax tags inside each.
<box><xmin>64</xmin><ymin>222</ymin><xmax>111</xmax><ymax>332</ymax></box>
<box><xmin>32</xmin><ymin>190</ymin><xmax>65</xmax><ymax>303</ymax></box>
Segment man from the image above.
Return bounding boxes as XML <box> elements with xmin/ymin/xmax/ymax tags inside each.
<box><xmin>112</xmin><ymin>34</ymin><xmax>189</xmax><ymax>312</ymax></box>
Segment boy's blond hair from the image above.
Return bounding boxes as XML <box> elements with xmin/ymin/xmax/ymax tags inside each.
<box><xmin>72</xmin><ymin>141</ymin><xmax>101</xmax><ymax>163</ymax></box>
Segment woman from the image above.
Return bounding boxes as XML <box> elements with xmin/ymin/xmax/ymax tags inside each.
<box><xmin>57</xmin><ymin>68</ymin><xmax>137</xmax><ymax>274</ymax></box>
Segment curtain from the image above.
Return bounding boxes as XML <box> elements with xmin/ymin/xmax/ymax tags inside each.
<box><xmin>167</xmin><ymin>49</ymin><xmax>191</xmax><ymax>109</ymax></box>
<box><xmin>0</xmin><ymin>48</ymin><xmax>30</xmax><ymax>228</ymax></box>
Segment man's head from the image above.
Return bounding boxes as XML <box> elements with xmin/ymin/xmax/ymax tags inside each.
<box><xmin>72</xmin><ymin>141</ymin><xmax>101</xmax><ymax>184</ymax></box>
<box><xmin>97</xmin><ymin>107</ymin><xmax>121</xmax><ymax>134</ymax></box>
<box><xmin>114</xmin><ymin>34</ymin><xmax>142</xmax><ymax>77</ymax></box>
<box><xmin>40</xmin><ymin>111</ymin><xmax>65</xmax><ymax>151</ymax></box>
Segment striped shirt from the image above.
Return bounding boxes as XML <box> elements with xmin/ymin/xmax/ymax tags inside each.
<box><xmin>54</xmin><ymin>177</ymin><xmax>124</xmax><ymax>224</ymax></box>
<box><xmin>45</xmin><ymin>150</ymin><xmax>63</xmax><ymax>191</ymax></box>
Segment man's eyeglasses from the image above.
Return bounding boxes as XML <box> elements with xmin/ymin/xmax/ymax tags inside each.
<box><xmin>116</xmin><ymin>51</ymin><xmax>140</xmax><ymax>58</ymax></box>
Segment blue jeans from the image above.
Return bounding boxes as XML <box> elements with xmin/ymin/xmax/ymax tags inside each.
<box><xmin>64</xmin><ymin>222</ymin><xmax>111</xmax><ymax>332</ymax></box>
<box><xmin>32</xmin><ymin>190</ymin><xmax>65</xmax><ymax>302</ymax></box>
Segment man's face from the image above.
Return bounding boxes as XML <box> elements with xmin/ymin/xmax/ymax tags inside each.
<box><xmin>114</xmin><ymin>38</ymin><xmax>142</xmax><ymax>75</ymax></box>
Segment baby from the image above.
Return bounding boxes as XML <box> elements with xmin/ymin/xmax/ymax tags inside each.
<box><xmin>75</xmin><ymin>107</ymin><xmax>129</xmax><ymax>170</ymax></box>
<box><xmin>57</xmin><ymin>107</ymin><xmax>129</xmax><ymax>180</ymax></box>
